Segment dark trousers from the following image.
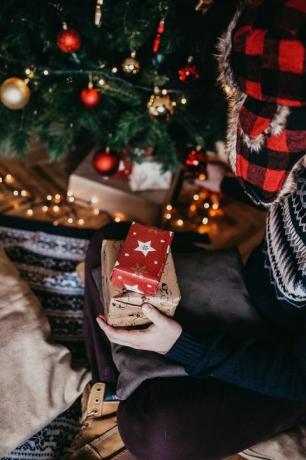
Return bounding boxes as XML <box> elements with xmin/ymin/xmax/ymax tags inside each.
<box><xmin>83</xmin><ymin>223</ymin><xmax>306</xmax><ymax>460</ymax></box>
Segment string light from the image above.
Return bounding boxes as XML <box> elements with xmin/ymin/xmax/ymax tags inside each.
<box><xmin>5</xmin><ymin>174</ymin><xmax>14</xmax><ymax>184</ymax></box>
<box><xmin>202</xmin><ymin>217</ymin><xmax>208</xmax><ymax>224</ymax></box>
<box><xmin>43</xmin><ymin>69</ymin><xmax>49</xmax><ymax>75</ymax></box>
<box><xmin>176</xmin><ymin>219</ymin><xmax>184</xmax><ymax>226</ymax></box>
<box><xmin>165</xmin><ymin>213</ymin><xmax>172</xmax><ymax>220</ymax></box>
<box><xmin>114</xmin><ymin>216</ymin><xmax>121</xmax><ymax>222</ymax></box>
<box><xmin>193</xmin><ymin>194</ymin><xmax>199</xmax><ymax>201</ymax></box>
<box><xmin>180</xmin><ymin>96</ymin><xmax>188</xmax><ymax>105</ymax></box>
<box><xmin>0</xmin><ymin>173</ymin><xmax>105</xmax><ymax>227</ymax></box>
<box><xmin>166</xmin><ymin>204</ymin><xmax>172</xmax><ymax>211</ymax></box>
<box><xmin>203</xmin><ymin>202</ymin><xmax>210</xmax><ymax>209</ymax></box>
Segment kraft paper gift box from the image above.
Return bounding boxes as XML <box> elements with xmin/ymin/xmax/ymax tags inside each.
<box><xmin>101</xmin><ymin>240</ymin><xmax>181</xmax><ymax>327</ymax></box>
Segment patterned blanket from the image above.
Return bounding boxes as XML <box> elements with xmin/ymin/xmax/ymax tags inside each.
<box><xmin>0</xmin><ymin>217</ymin><xmax>92</xmax><ymax>460</ymax></box>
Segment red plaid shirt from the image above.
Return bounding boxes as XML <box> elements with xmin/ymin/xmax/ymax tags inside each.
<box><xmin>229</xmin><ymin>0</ymin><xmax>306</xmax><ymax>204</ymax></box>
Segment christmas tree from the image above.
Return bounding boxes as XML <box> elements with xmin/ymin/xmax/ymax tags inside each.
<box><xmin>0</xmin><ymin>0</ymin><xmax>236</xmax><ymax>170</ymax></box>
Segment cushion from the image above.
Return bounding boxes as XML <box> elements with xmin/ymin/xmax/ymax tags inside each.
<box><xmin>0</xmin><ymin>248</ymin><xmax>91</xmax><ymax>457</ymax></box>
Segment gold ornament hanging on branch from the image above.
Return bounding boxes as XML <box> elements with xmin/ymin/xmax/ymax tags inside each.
<box><xmin>195</xmin><ymin>0</ymin><xmax>214</xmax><ymax>14</ymax></box>
<box><xmin>0</xmin><ymin>77</ymin><xmax>31</xmax><ymax>110</ymax></box>
<box><xmin>94</xmin><ymin>0</ymin><xmax>104</xmax><ymax>27</ymax></box>
<box><xmin>122</xmin><ymin>51</ymin><xmax>140</xmax><ymax>75</ymax></box>
<box><xmin>147</xmin><ymin>88</ymin><xmax>174</xmax><ymax>119</ymax></box>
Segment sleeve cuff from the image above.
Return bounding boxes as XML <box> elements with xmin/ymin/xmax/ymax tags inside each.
<box><xmin>166</xmin><ymin>331</ymin><xmax>207</xmax><ymax>372</ymax></box>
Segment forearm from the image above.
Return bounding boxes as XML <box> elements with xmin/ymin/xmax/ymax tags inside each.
<box><xmin>166</xmin><ymin>331</ymin><xmax>306</xmax><ymax>401</ymax></box>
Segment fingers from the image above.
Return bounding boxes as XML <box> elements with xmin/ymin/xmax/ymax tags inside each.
<box><xmin>96</xmin><ymin>315</ymin><xmax>144</xmax><ymax>348</ymax></box>
<box><xmin>142</xmin><ymin>303</ymin><xmax>168</xmax><ymax>326</ymax></box>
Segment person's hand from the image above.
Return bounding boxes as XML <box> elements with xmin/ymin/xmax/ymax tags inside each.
<box><xmin>96</xmin><ymin>303</ymin><xmax>182</xmax><ymax>355</ymax></box>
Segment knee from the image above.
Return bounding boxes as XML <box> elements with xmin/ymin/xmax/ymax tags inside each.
<box><xmin>117</xmin><ymin>390</ymin><xmax>184</xmax><ymax>460</ymax></box>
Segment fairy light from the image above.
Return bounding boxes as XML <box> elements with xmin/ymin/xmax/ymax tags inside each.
<box><xmin>46</xmin><ymin>194</ymin><xmax>52</xmax><ymax>201</ymax></box>
<box><xmin>202</xmin><ymin>217</ymin><xmax>209</xmax><ymax>225</ymax></box>
<box><xmin>166</xmin><ymin>204</ymin><xmax>172</xmax><ymax>211</ymax></box>
<box><xmin>203</xmin><ymin>202</ymin><xmax>210</xmax><ymax>209</ymax></box>
<box><xmin>67</xmin><ymin>217</ymin><xmax>74</xmax><ymax>224</ymax></box>
<box><xmin>180</xmin><ymin>96</ymin><xmax>188</xmax><ymax>105</ymax></box>
<box><xmin>54</xmin><ymin>193</ymin><xmax>61</xmax><ymax>201</ymax></box>
<box><xmin>91</xmin><ymin>196</ymin><xmax>98</xmax><ymax>204</ymax></box>
<box><xmin>114</xmin><ymin>216</ymin><xmax>121</xmax><ymax>222</ymax></box>
<box><xmin>161</xmin><ymin>89</ymin><xmax>168</xmax><ymax>95</ymax></box>
<box><xmin>27</xmin><ymin>209</ymin><xmax>34</xmax><ymax>216</ymax></box>
<box><xmin>52</xmin><ymin>205</ymin><xmax>60</xmax><ymax>213</ymax></box>
<box><xmin>93</xmin><ymin>207</ymin><xmax>100</xmax><ymax>215</ymax></box>
<box><xmin>20</xmin><ymin>189</ymin><xmax>28</xmax><ymax>197</ymax></box>
<box><xmin>165</xmin><ymin>213</ymin><xmax>172</xmax><ymax>220</ymax></box>
<box><xmin>78</xmin><ymin>218</ymin><xmax>85</xmax><ymax>226</ymax></box>
<box><xmin>176</xmin><ymin>219</ymin><xmax>184</xmax><ymax>227</ymax></box>
<box><xmin>43</xmin><ymin>69</ymin><xmax>49</xmax><ymax>75</ymax></box>
<box><xmin>5</xmin><ymin>174</ymin><xmax>14</xmax><ymax>184</ymax></box>
<box><xmin>42</xmin><ymin>205</ymin><xmax>48</xmax><ymax>213</ymax></box>
<box><xmin>98</xmin><ymin>78</ymin><xmax>106</xmax><ymax>86</ymax></box>
<box><xmin>198</xmin><ymin>173</ymin><xmax>206</xmax><ymax>181</ymax></box>
<box><xmin>111</xmin><ymin>67</ymin><xmax>118</xmax><ymax>74</ymax></box>
<box><xmin>13</xmin><ymin>190</ymin><xmax>19</xmax><ymax>196</ymax></box>
<box><xmin>212</xmin><ymin>203</ymin><xmax>219</xmax><ymax>210</ymax></box>
<box><xmin>193</xmin><ymin>194</ymin><xmax>199</xmax><ymax>201</ymax></box>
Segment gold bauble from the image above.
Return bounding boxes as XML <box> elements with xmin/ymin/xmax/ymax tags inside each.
<box><xmin>122</xmin><ymin>56</ymin><xmax>140</xmax><ymax>75</ymax></box>
<box><xmin>147</xmin><ymin>93</ymin><xmax>174</xmax><ymax>119</ymax></box>
<box><xmin>0</xmin><ymin>77</ymin><xmax>31</xmax><ymax>110</ymax></box>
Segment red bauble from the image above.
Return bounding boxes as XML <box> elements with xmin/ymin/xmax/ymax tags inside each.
<box><xmin>178</xmin><ymin>65</ymin><xmax>200</xmax><ymax>83</ymax></box>
<box><xmin>81</xmin><ymin>88</ymin><xmax>101</xmax><ymax>108</ymax></box>
<box><xmin>184</xmin><ymin>147</ymin><xmax>207</xmax><ymax>176</ymax></box>
<box><xmin>57</xmin><ymin>28</ymin><xmax>81</xmax><ymax>53</ymax></box>
<box><xmin>92</xmin><ymin>149</ymin><xmax>120</xmax><ymax>176</ymax></box>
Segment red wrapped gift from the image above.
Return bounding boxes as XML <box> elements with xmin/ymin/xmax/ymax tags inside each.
<box><xmin>111</xmin><ymin>222</ymin><xmax>174</xmax><ymax>295</ymax></box>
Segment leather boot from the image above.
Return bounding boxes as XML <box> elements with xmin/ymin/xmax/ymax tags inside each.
<box><xmin>63</xmin><ymin>382</ymin><xmax>126</xmax><ymax>460</ymax></box>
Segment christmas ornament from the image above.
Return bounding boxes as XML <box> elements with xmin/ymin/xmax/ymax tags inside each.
<box><xmin>147</xmin><ymin>89</ymin><xmax>174</xmax><ymax>119</ymax></box>
<box><xmin>195</xmin><ymin>0</ymin><xmax>214</xmax><ymax>13</ymax></box>
<box><xmin>0</xmin><ymin>77</ymin><xmax>31</xmax><ymax>110</ymax></box>
<box><xmin>92</xmin><ymin>148</ymin><xmax>120</xmax><ymax>176</ymax></box>
<box><xmin>184</xmin><ymin>146</ymin><xmax>207</xmax><ymax>176</ymax></box>
<box><xmin>94</xmin><ymin>0</ymin><xmax>104</xmax><ymax>27</ymax></box>
<box><xmin>122</xmin><ymin>51</ymin><xmax>140</xmax><ymax>75</ymax></box>
<box><xmin>57</xmin><ymin>23</ymin><xmax>81</xmax><ymax>53</ymax></box>
<box><xmin>153</xmin><ymin>19</ymin><xmax>165</xmax><ymax>54</ymax></box>
<box><xmin>178</xmin><ymin>64</ymin><xmax>199</xmax><ymax>83</ymax></box>
<box><xmin>116</xmin><ymin>157</ymin><xmax>132</xmax><ymax>177</ymax></box>
<box><xmin>152</xmin><ymin>8</ymin><xmax>168</xmax><ymax>55</ymax></box>
<box><xmin>81</xmin><ymin>83</ymin><xmax>101</xmax><ymax>108</ymax></box>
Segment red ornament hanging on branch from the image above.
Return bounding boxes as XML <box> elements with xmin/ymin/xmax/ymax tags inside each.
<box><xmin>81</xmin><ymin>81</ymin><xmax>101</xmax><ymax>108</ymax></box>
<box><xmin>57</xmin><ymin>23</ymin><xmax>81</xmax><ymax>54</ymax></box>
<box><xmin>184</xmin><ymin>146</ymin><xmax>208</xmax><ymax>177</ymax></box>
<box><xmin>153</xmin><ymin>18</ymin><xmax>165</xmax><ymax>54</ymax></box>
<box><xmin>178</xmin><ymin>65</ymin><xmax>200</xmax><ymax>83</ymax></box>
<box><xmin>92</xmin><ymin>148</ymin><xmax>120</xmax><ymax>176</ymax></box>
<box><xmin>178</xmin><ymin>56</ymin><xmax>200</xmax><ymax>83</ymax></box>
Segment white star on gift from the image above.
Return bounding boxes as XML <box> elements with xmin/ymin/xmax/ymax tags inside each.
<box><xmin>134</xmin><ymin>240</ymin><xmax>156</xmax><ymax>257</ymax></box>
<box><xmin>124</xmin><ymin>283</ymin><xmax>143</xmax><ymax>293</ymax></box>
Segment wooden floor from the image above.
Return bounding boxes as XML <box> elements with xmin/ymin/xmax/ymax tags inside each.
<box><xmin>0</xmin><ymin>145</ymin><xmax>266</xmax><ymax>460</ymax></box>
<box><xmin>0</xmin><ymin>142</ymin><xmax>266</xmax><ymax>263</ymax></box>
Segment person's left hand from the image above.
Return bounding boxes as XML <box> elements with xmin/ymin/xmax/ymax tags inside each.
<box><xmin>96</xmin><ymin>303</ymin><xmax>182</xmax><ymax>355</ymax></box>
